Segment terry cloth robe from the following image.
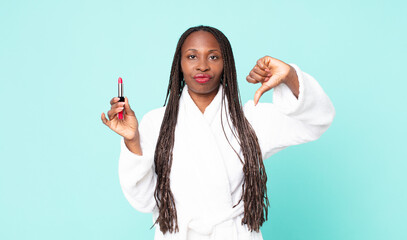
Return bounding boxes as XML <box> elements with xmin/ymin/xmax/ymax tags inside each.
<box><xmin>118</xmin><ymin>64</ymin><xmax>336</xmax><ymax>240</ymax></box>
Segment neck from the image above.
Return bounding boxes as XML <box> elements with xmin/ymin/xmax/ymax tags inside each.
<box><xmin>187</xmin><ymin>86</ymin><xmax>219</xmax><ymax>113</ymax></box>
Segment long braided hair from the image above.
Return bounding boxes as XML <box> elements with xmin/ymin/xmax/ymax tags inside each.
<box><xmin>153</xmin><ymin>25</ymin><xmax>269</xmax><ymax>234</ymax></box>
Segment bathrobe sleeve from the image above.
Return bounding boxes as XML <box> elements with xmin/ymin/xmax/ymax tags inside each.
<box><xmin>243</xmin><ymin>64</ymin><xmax>336</xmax><ymax>160</ymax></box>
<box><xmin>118</xmin><ymin>108</ymin><xmax>164</xmax><ymax>213</ymax></box>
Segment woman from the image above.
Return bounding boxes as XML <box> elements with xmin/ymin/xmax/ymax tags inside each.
<box><xmin>101</xmin><ymin>25</ymin><xmax>335</xmax><ymax>240</ymax></box>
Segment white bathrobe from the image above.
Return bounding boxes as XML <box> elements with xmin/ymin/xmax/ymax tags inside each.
<box><xmin>118</xmin><ymin>64</ymin><xmax>335</xmax><ymax>240</ymax></box>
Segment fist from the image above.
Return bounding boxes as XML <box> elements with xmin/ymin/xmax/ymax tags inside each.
<box><xmin>246</xmin><ymin>56</ymin><xmax>295</xmax><ymax>105</ymax></box>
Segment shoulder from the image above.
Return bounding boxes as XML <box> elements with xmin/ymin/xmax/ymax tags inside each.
<box><xmin>139</xmin><ymin>106</ymin><xmax>166</xmax><ymax>132</ymax></box>
<box><xmin>142</xmin><ymin>106</ymin><xmax>166</xmax><ymax>121</ymax></box>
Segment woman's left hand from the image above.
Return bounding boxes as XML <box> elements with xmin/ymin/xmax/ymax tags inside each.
<box><xmin>246</xmin><ymin>56</ymin><xmax>299</xmax><ymax>105</ymax></box>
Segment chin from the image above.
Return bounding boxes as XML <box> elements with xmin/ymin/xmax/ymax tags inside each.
<box><xmin>187</xmin><ymin>81</ymin><xmax>220</xmax><ymax>96</ymax></box>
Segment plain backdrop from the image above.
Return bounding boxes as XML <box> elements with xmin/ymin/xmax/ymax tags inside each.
<box><xmin>0</xmin><ymin>0</ymin><xmax>406</xmax><ymax>239</ymax></box>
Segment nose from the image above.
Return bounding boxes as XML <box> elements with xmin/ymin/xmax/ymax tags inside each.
<box><xmin>196</xmin><ymin>58</ymin><xmax>210</xmax><ymax>72</ymax></box>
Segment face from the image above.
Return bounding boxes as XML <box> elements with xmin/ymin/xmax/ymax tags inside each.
<box><xmin>181</xmin><ymin>31</ymin><xmax>224</xmax><ymax>99</ymax></box>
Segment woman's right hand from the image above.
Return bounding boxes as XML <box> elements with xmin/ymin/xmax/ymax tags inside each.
<box><xmin>101</xmin><ymin>97</ymin><xmax>139</xmax><ymax>142</ymax></box>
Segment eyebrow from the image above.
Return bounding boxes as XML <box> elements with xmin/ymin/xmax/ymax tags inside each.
<box><xmin>186</xmin><ymin>49</ymin><xmax>220</xmax><ymax>52</ymax></box>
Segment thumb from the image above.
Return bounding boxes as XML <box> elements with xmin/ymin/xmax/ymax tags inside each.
<box><xmin>101</xmin><ymin>112</ymin><xmax>111</xmax><ymax>127</ymax></box>
<box><xmin>124</xmin><ymin>97</ymin><xmax>135</xmax><ymax>116</ymax></box>
<box><xmin>254</xmin><ymin>84</ymin><xmax>269</xmax><ymax>106</ymax></box>
<box><xmin>253</xmin><ymin>75</ymin><xmax>281</xmax><ymax>105</ymax></box>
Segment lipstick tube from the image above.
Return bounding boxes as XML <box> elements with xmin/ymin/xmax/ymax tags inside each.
<box><xmin>118</xmin><ymin>77</ymin><xmax>124</xmax><ymax>119</ymax></box>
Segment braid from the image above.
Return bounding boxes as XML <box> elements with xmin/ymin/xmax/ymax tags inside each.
<box><xmin>152</xmin><ymin>32</ymin><xmax>186</xmax><ymax>233</ymax></box>
<box><xmin>153</xmin><ymin>25</ymin><xmax>269</xmax><ymax>234</ymax></box>
<box><xmin>215</xmin><ymin>28</ymin><xmax>269</xmax><ymax>231</ymax></box>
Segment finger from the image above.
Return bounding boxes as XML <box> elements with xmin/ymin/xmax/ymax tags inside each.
<box><xmin>246</xmin><ymin>75</ymin><xmax>258</xmax><ymax>84</ymax></box>
<box><xmin>263</xmin><ymin>69</ymin><xmax>272</xmax><ymax>82</ymax></box>
<box><xmin>110</xmin><ymin>97</ymin><xmax>120</xmax><ymax>105</ymax></box>
<box><xmin>107</xmin><ymin>106</ymin><xmax>124</xmax><ymax>120</ymax></box>
<box><xmin>101</xmin><ymin>113</ymin><xmax>111</xmax><ymax>127</ymax></box>
<box><xmin>252</xmin><ymin>65</ymin><xmax>270</xmax><ymax>77</ymax></box>
<box><xmin>263</xmin><ymin>56</ymin><xmax>272</xmax><ymax>68</ymax></box>
<box><xmin>124</xmin><ymin>97</ymin><xmax>135</xmax><ymax>116</ymax></box>
<box><xmin>111</xmin><ymin>101</ymin><xmax>125</xmax><ymax>109</ymax></box>
<box><xmin>257</xmin><ymin>58</ymin><xmax>269</xmax><ymax>70</ymax></box>
<box><xmin>249</xmin><ymin>70</ymin><xmax>267</xmax><ymax>82</ymax></box>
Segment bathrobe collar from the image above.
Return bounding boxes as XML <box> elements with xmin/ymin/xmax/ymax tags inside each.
<box><xmin>181</xmin><ymin>84</ymin><xmax>224</xmax><ymax>126</ymax></box>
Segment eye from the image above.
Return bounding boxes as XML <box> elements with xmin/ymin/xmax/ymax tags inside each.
<box><xmin>188</xmin><ymin>55</ymin><xmax>196</xmax><ymax>59</ymax></box>
<box><xmin>209</xmin><ymin>55</ymin><xmax>219</xmax><ymax>60</ymax></box>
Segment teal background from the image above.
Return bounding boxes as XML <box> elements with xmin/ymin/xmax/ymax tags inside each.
<box><xmin>1</xmin><ymin>0</ymin><xmax>406</xmax><ymax>239</ymax></box>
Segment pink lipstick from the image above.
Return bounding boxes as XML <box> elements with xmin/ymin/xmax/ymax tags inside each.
<box><xmin>194</xmin><ymin>74</ymin><xmax>211</xmax><ymax>84</ymax></box>
<box><xmin>118</xmin><ymin>77</ymin><xmax>124</xmax><ymax>120</ymax></box>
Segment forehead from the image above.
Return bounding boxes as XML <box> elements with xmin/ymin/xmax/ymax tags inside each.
<box><xmin>181</xmin><ymin>31</ymin><xmax>221</xmax><ymax>51</ymax></box>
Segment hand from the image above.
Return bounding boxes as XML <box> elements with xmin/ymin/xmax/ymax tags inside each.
<box><xmin>246</xmin><ymin>56</ymin><xmax>298</xmax><ymax>105</ymax></box>
<box><xmin>101</xmin><ymin>97</ymin><xmax>139</xmax><ymax>141</ymax></box>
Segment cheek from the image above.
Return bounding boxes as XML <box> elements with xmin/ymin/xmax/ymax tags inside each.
<box><xmin>181</xmin><ymin>61</ymin><xmax>192</xmax><ymax>75</ymax></box>
<box><xmin>180</xmin><ymin>57</ymin><xmax>188</xmax><ymax>70</ymax></box>
<box><xmin>216</xmin><ymin>65</ymin><xmax>224</xmax><ymax>77</ymax></box>
<box><xmin>180</xmin><ymin>61</ymin><xmax>185</xmax><ymax>73</ymax></box>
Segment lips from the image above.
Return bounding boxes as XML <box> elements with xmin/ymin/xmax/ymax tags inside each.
<box><xmin>193</xmin><ymin>74</ymin><xmax>212</xmax><ymax>84</ymax></box>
